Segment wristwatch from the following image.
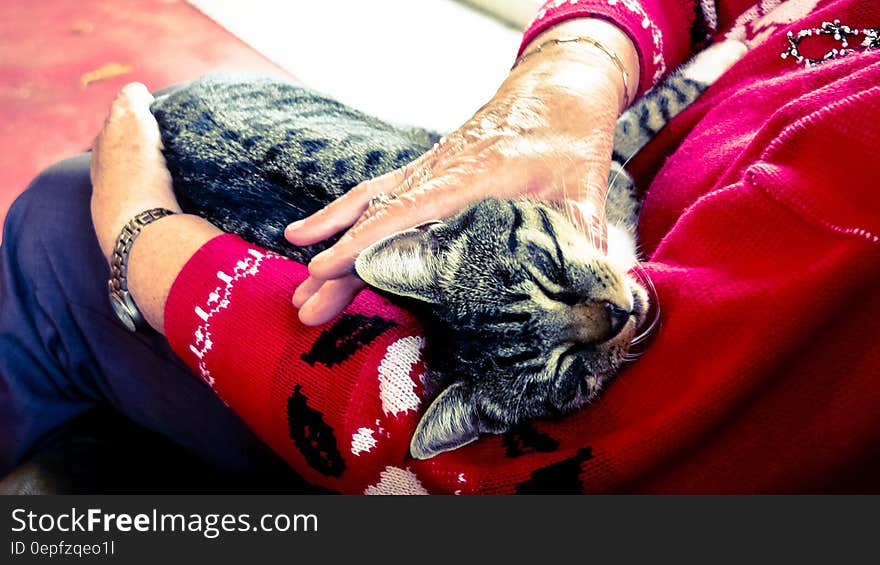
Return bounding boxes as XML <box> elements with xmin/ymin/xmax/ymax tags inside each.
<box><xmin>108</xmin><ymin>208</ymin><xmax>177</xmax><ymax>331</ymax></box>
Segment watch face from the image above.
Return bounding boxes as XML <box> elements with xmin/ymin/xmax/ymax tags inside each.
<box><xmin>110</xmin><ymin>292</ymin><xmax>138</xmax><ymax>332</ymax></box>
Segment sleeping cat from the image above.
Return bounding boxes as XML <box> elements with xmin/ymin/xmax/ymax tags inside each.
<box><xmin>151</xmin><ymin>40</ymin><xmax>746</xmax><ymax>459</ymax></box>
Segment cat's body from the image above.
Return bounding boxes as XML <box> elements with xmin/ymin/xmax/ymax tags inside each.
<box><xmin>152</xmin><ymin>79</ymin><xmax>442</xmax><ymax>263</ymax></box>
<box><xmin>151</xmin><ymin>40</ymin><xmax>746</xmax><ymax>459</ymax></box>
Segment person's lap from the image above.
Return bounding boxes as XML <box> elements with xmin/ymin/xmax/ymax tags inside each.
<box><xmin>0</xmin><ymin>153</ymin><xmax>299</xmax><ymax>479</ymax></box>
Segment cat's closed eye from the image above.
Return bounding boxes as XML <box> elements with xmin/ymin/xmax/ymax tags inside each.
<box><xmin>354</xmin><ymin>198</ymin><xmax>650</xmax><ymax>460</ymax></box>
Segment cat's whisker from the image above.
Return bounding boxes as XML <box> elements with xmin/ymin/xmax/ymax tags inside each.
<box><xmin>629</xmin><ymin>263</ymin><xmax>661</xmax><ymax>346</ymax></box>
<box><xmin>557</xmin><ymin>177</ymin><xmax>584</xmax><ymax>242</ymax></box>
<box><xmin>512</xmin><ymin>371</ymin><xmax>531</xmax><ymax>426</ymax></box>
<box><xmin>556</xmin><ymin>175</ymin><xmax>599</xmax><ymax>249</ymax></box>
<box><xmin>608</xmin><ymin>151</ymin><xmax>637</xmax><ymax>190</ymax></box>
<box><xmin>631</xmin><ymin>312</ymin><xmax>660</xmax><ymax>346</ymax></box>
<box><xmin>622</xmin><ymin>351</ymin><xmax>644</xmax><ymax>362</ymax></box>
<box><xmin>444</xmin><ymin>281</ymin><xmax>479</xmax><ymax>294</ymax></box>
<box><xmin>565</xmin><ymin>206</ymin><xmax>601</xmax><ymax>252</ymax></box>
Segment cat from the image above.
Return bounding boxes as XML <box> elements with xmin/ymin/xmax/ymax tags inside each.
<box><xmin>150</xmin><ymin>39</ymin><xmax>746</xmax><ymax>460</ymax></box>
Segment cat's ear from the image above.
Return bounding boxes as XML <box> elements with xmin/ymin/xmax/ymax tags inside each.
<box><xmin>355</xmin><ymin>221</ymin><xmax>444</xmax><ymax>304</ymax></box>
<box><xmin>410</xmin><ymin>382</ymin><xmax>481</xmax><ymax>460</ymax></box>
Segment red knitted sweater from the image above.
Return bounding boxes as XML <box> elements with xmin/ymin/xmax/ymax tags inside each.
<box><xmin>165</xmin><ymin>0</ymin><xmax>880</xmax><ymax>493</ymax></box>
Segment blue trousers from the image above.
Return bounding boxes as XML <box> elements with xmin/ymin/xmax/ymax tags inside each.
<box><xmin>0</xmin><ymin>154</ymin><xmax>302</xmax><ymax>483</ymax></box>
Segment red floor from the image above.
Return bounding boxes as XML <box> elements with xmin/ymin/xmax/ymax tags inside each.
<box><xmin>0</xmin><ymin>0</ymin><xmax>292</xmax><ymax>235</ymax></box>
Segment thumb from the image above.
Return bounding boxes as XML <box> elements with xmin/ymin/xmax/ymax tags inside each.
<box><xmin>116</xmin><ymin>82</ymin><xmax>155</xmax><ymax>112</ymax></box>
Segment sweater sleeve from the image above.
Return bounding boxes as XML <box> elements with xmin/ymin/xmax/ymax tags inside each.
<box><xmin>519</xmin><ymin>0</ymin><xmax>759</xmax><ymax>95</ymax></box>
<box><xmin>163</xmin><ymin>234</ymin><xmax>436</xmax><ymax>493</ymax></box>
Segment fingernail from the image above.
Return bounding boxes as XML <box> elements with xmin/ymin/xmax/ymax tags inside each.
<box><xmin>292</xmin><ymin>291</ymin><xmax>307</xmax><ymax>309</ymax></box>
<box><xmin>299</xmin><ymin>296</ymin><xmax>329</xmax><ymax>327</ymax></box>
<box><xmin>286</xmin><ymin>220</ymin><xmax>304</xmax><ymax>233</ymax></box>
<box><xmin>292</xmin><ymin>284</ymin><xmax>312</xmax><ymax>308</ymax></box>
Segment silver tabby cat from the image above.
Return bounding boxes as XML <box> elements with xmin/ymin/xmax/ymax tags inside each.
<box><xmin>151</xmin><ymin>40</ymin><xmax>745</xmax><ymax>459</ymax></box>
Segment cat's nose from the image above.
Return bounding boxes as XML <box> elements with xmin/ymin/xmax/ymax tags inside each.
<box><xmin>605</xmin><ymin>302</ymin><xmax>631</xmax><ymax>337</ymax></box>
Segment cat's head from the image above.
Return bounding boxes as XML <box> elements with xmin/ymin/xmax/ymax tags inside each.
<box><xmin>355</xmin><ymin>198</ymin><xmax>649</xmax><ymax>460</ymax></box>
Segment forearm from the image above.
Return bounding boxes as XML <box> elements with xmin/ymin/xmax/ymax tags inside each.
<box><xmin>127</xmin><ymin>213</ymin><xmax>222</xmax><ymax>334</ymax></box>
<box><xmin>157</xmin><ymin>232</ymin><xmax>433</xmax><ymax>492</ymax></box>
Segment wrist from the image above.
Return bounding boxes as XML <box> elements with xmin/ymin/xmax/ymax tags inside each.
<box><xmin>515</xmin><ymin>18</ymin><xmax>639</xmax><ymax>113</ymax></box>
<box><xmin>95</xmin><ymin>196</ymin><xmax>183</xmax><ymax>261</ymax></box>
<box><xmin>127</xmin><ymin>213</ymin><xmax>221</xmax><ymax>333</ymax></box>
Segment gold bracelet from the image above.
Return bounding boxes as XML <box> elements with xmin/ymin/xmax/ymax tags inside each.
<box><xmin>512</xmin><ymin>36</ymin><xmax>632</xmax><ymax>109</ymax></box>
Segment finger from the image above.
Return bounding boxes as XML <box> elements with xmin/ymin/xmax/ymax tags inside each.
<box><xmin>297</xmin><ymin>276</ymin><xmax>365</xmax><ymax>326</ymax></box>
<box><xmin>292</xmin><ymin>275</ymin><xmax>323</xmax><ymax>308</ymax></box>
<box><xmin>284</xmin><ymin>186</ymin><xmax>371</xmax><ymax>246</ymax></box>
<box><xmin>307</xmin><ymin>177</ymin><xmax>464</xmax><ymax>280</ymax></box>
<box><xmin>284</xmin><ymin>159</ymin><xmax>416</xmax><ymax>246</ymax></box>
<box><xmin>106</xmin><ymin>83</ymin><xmax>164</xmax><ymax>148</ymax></box>
<box><xmin>115</xmin><ymin>82</ymin><xmax>155</xmax><ymax>116</ymax></box>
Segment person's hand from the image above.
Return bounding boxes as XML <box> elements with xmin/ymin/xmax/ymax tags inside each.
<box><xmin>286</xmin><ymin>19</ymin><xmax>639</xmax><ymax>325</ymax></box>
<box><xmin>90</xmin><ymin>82</ymin><xmax>181</xmax><ymax>262</ymax></box>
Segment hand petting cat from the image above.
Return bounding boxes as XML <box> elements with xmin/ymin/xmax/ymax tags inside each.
<box><xmin>285</xmin><ymin>18</ymin><xmax>640</xmax><ymax>325</ymax></box>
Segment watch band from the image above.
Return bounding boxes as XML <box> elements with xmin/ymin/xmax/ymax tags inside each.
<box><xmin>108</xmin><ymin>207</ymin><xmax>177</xmax><ymax>331</ymax></box>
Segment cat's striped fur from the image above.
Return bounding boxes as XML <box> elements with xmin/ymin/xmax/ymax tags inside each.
<box><xmin>151</xmin><ymin>40</ymin><xmax>746</xmax><ymax>459</ymax></box>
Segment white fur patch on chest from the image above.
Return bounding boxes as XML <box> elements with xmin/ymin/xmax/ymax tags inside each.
<box><xmin>606</xmin><ymin>223</ymin><xmax>638</xmax><ymax>273</ymax></box>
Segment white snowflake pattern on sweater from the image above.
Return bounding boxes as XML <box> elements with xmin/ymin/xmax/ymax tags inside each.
<box><xmin>188</xmin><ymin>248</ymin><xmax>285</xmax><ymax>387</ymax></box>
<box><xmin>351</xmin><ymin>427</ymin><xmax>378</xmax><ymax>456</ymax></box>
<box><xmin>377</xmin><ymin>335</ymin><xmax>425</xmax><ymax>417</ymax></box>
